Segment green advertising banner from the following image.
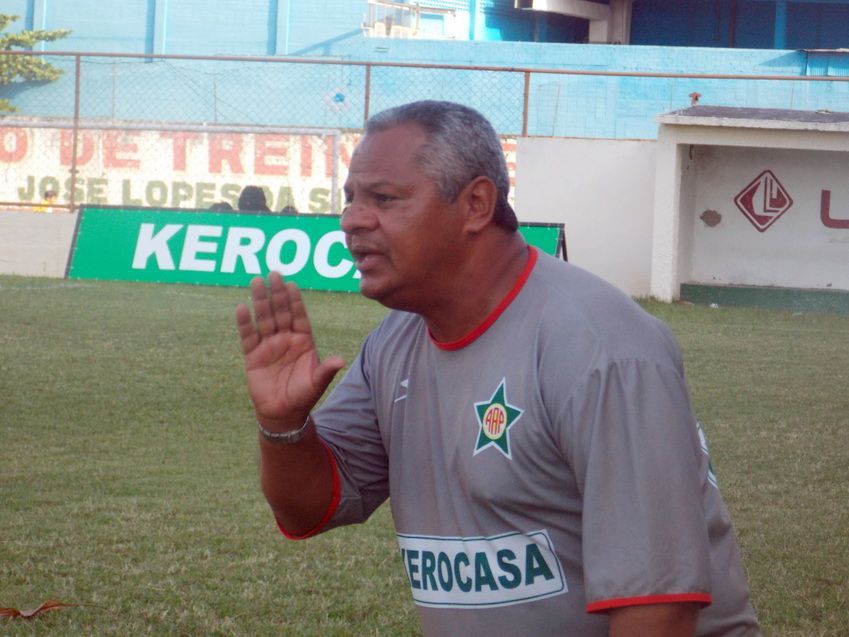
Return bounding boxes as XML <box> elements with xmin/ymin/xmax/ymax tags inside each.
<box><xmin>68</xmin><ymin>207</ymin><xmax>565</xmax><ymax>291</ymax></box>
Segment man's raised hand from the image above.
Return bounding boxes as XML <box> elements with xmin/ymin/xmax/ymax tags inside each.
<box><xmin>235</xmin><ymin>272</ymin><xmax>345</xmax><ymax>430</ymax></box>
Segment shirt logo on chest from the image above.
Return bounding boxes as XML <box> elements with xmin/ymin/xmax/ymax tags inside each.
<box><xmin>473</xmin><ymin>378</ymin><xmax>524</xmax><ymax>459</ymax></box>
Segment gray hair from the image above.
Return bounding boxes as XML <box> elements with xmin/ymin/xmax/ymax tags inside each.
<box><xmin>364</xmin><ymin>100</ymin><xmax>518</xmax><ymax>232</ymax></box>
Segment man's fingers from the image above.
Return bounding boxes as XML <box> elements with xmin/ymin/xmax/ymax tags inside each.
<box><xmin>286</xmin><ymin>283</ymin><xmax>314</xmax><ymax>336</ymax></box>
<box><xmin>250</xmin><ymin>276</ymin><xmax>276</xmax><ymax>338</ymax></box>
<box><xmin>235</xmin><ymin>303</ymin><xmax>260</xmax><ymax>354</ymax></box>
<box><xmin>241</xmin><ymin>275</ymin><xmax>310</xmax><ymax>354</ymax></box>
<box><xmin>268</xmin><ymin>272</ymin><xmax>293</xmax><ymax>333</ymax></box>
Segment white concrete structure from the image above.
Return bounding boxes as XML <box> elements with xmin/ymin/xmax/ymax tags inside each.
<box><xmin>0</xmin><ymin>211</ymin><xmax>78</xmax><ymax>277</ymax></box>
<box><xmin>515</xmin><ymin>136</ymin><xmax>656</xmax><ymax>297</ymax></box>
<box><xmin>651</xmin><ymin>106</ymin><xmax>849</xmax><ymax>301</ymax></box>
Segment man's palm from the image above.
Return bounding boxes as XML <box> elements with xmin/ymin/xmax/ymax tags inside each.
<box><xmin>236</xmin><ymin>274</ymin><xmax>344</xmax><ymax>427</ymax></box>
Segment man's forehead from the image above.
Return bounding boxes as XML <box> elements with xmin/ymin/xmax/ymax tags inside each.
<box><xmin>354</xmin><ymin>124</ymin><xmax>427</xmax><ymax>159</ymax></box>
<box><xmin>346</xmin><ymin>124</ymin><xmax>428</xmax><ymax>183</ymax></box>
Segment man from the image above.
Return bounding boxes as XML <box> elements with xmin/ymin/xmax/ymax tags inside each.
<box><xmin>34</xmin><ymin>189</ymin><xmax>58</xmax><ymax>213</ymax></box>
<box><xmin>235</xmin><ymin>101</ymin><xmax>761</xmax><ymax>636</ymax></box>
<box><xmin>237</xmin><ymin>185</ymin><xmax>271</xmax><ymax>212</ymax></box>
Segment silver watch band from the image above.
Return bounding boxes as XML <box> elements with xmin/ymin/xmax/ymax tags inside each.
<box><xmin>257</xmin><ymin>414</ymin><xmax>312</xmax><ymax>446</ymax></box>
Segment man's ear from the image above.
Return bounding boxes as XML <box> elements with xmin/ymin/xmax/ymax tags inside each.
<box><xmin>458</xmin><ymin>176</ymin><xmax>498</xmax><ymax>234</ymax></box>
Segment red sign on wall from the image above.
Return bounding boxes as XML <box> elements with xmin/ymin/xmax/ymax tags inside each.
<box><xmin>734</xmin><ymin>170</ymin><xmax>794</xmax><ymax>232</ymax></box>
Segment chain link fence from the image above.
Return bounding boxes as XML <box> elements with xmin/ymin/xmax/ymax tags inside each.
<box><xmin>2</xmin><ymin>51</ymin><xmax>849</xmax><ymax>212</ymax></box>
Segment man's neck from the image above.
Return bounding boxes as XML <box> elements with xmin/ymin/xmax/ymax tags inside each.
<box><xmin>423</xmin><ymin>233</ymin><xmax>530</xmax><ymax>344</ymax></box>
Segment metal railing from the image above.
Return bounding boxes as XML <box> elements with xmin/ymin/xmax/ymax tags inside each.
<box><xmin>2</xmin><ymin>50</ymin><xmax>848</xmax><ymax>213</ymax></box>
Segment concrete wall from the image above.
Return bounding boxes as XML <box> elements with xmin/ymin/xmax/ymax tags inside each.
<box><xmin>6</xmin><ymin>1</ymin><xmax>849</xmax><ymax>141</ymax></box>
<box><xmin>7</xmin><ymin>0</ymin><xmax>849</xmax><ymax>51</ymax></box>
<box><xmin>515</xmin><ymin>122</ymin><xmax>849</xmax><ymax>301</ymax></box>
<box><xmin>651</xmin><ymin>119</ymin><xmax>849</xmax><ymax>300</ymax></box>
<box><xmin>0</xmin><ymin>126</ymin><xmax>355</xmax><ymax>213</ymax></box>
<box><xmin>3</xmin><ymin>136</ymin><xmax>658</xmax><ymax>295</ymax></box>
<box><xmin>1</xmin><ymin>0</ymin><xmax>368</xmax><ymax>56</ymax></box>
<box><xmin>0</xmin><ymin>211</ymin><xmax>77</xmax><ymax>276</ymax></box>
<box><xmin>0</xmin><ymin>0</ymin><xmax>581</xmax><ymax>49</ymax></box>
<box><xmin>514</xmin><ymin>137</ymin><xmax>656</xmax><ymax>296</ymax></box>
<box><xmin>8</xmin><ymin>42</ymin><xmax>848</xmax><ymax>140</ymax></box>
<box><xmin>8</xmin><ymin>129</ymin><xmax>847</xmax><ymax>302</ymax></box>
<box><xmin>687</xmin><ymin>145</ymin><xmax>849</xmax><ymax>291</ymax></box>
<box><xmin>0</xmin><ymin>125</ymin><xmax>515</xmax><ymax>213</ymax></box>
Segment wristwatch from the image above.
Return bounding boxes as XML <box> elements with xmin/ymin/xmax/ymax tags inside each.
<box><xmin>257</xmin><ymin>415</ymin><xmax>312</xmax><ymax>446</ymax></box>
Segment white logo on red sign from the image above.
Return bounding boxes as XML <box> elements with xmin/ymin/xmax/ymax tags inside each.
<box><xmin>734</xmin><ymin>170</ymin><xmax>793</xmax><ymax>232</ymax></box>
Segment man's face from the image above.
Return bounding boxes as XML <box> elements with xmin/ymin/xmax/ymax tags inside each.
<box><xmin>341</xmin><ymin>123</ymin><xmax>466</xmax><ymax>311</ymax></box>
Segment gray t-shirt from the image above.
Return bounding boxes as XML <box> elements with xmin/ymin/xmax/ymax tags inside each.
<box><xmin>306</xmin><ymin>248</ymin><xmax>760</xmax><ymax>636</ymax></box>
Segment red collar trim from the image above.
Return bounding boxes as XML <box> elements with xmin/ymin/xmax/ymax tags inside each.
<box><xmin>431</xmin><ymin>246</ymin><xmax>537</xmax><ymax>351</ymax></box>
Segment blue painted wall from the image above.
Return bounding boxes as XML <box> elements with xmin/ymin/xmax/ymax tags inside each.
<box><xmin>283</xmin><ymin>1</ymin><xmax>366</xmax><ymax>56</ymax></box>
<box><xmin>2</xmin><ymin>0</ymin><xmax>32</xmax><ymax>29</ymax></box>
<box><xmin>4</xmin><ymin>0</ymin><xmax>849</xmax><ymax>50</ymax></box>
<box><xmin>0</xmin><ymin>0</ymin><xmax>367</xmax><ymax>54</ymax></box>
<box><xmin>2</xmin><ymin>0</ymin><xmax>849</xmax><ymax>140</ymax></box>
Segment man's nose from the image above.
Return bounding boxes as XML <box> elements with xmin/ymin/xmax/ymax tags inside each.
<box><xmin>340</xmin><ymin>198</ymin><xmax>377</xmax><ymax>234</ymax></box>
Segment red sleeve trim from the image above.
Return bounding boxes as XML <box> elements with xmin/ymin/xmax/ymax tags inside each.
<box><xmin>432</xmin><ymin>246</ymin><xmax>538</xmax><ymax>351</ymax></box>
<box><xmin>587</xmin><ymin>593</ymin><xmax>712</xmax><ymax>613</ymax></box>
<box><xmin>276</xmin><ymin>440</ymin><xmax>342</xmax><ymax>540</ymax></box>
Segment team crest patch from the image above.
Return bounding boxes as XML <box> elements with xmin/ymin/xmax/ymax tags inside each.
<box><xmin>473</xmin><ymin>378</ymin><xmax>524</xmax><ymax>458</ymax></box>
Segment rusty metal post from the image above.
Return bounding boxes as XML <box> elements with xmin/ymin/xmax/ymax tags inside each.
<box><xmin>69</xmin><ymin>54</ymin><xmax>82</xmax><ymax>213</ymax></box>
<box><xmin>363</xmin><ymin>64</ymin><xmax>372</xmax><ymax>127</ymax></box>
<box><xmin>522</xmin><ymin>71</ymin><xmax>530</xmax><ymax>137</ymax></box>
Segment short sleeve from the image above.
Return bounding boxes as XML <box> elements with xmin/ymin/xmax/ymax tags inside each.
<box><xmin>562</xmin><ymin>359</ymin><xmax>713</xmax><ymax>612</ymax></box>
<box><xmin>311</xmin><ymin>334</ymin><xmax>390</xmax><ymax>531</ymax></box>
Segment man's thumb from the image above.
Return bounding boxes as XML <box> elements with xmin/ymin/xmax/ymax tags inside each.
<box><xmin>313</xmin><ymin>356</ymin><xmax>345</xmax><ymax>393</ymax></box>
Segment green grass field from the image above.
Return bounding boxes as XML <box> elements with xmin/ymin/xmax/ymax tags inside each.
<box><xmin>1</xmin><ymin>275</ymin><xmax>848</xmax><ymax>636</ymax></box>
